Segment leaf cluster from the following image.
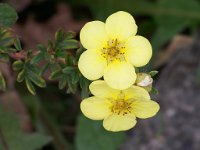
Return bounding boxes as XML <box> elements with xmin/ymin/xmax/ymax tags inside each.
<box><xmin>0</xmin><ymin>4</ymin><xmax>89</xmax><ymax>98</ymax></box>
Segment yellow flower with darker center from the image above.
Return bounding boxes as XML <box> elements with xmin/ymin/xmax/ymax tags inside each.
<box><xmin>78</xmin><ymin>11</ymin><xmax>152</xmax><ymax>90</ymax></box>
<box><xmin>80</xmin><ymin>80</ymin><xmax>160</xmax><ymax>132</ymax></box>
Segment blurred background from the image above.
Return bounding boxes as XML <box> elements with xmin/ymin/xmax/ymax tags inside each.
<box><xmin>0</xmin><ymin>0</ymin><xmax>200</xmax><ymax>150</ymax></box>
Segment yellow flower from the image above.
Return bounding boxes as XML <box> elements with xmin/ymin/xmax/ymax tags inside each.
<box><xmin>78</xmin><ymin>11</ymin><xmax>152</xmax><ymax>90</ymax></box>
<box><xmin>80</xmin><ymin>80</ymin><xmax>160</xmax><ymax>132</ymax></box>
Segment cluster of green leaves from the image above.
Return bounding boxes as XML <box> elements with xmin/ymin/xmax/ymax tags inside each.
<box><xmin>12</xmin><ymin>29</ymin><xmax>89</xmax><ymax>97</ymax></box>
<box><xmin>0</xmin><ymin>2</ymin><xmax>90</xmax><ymax>98</ymax></box>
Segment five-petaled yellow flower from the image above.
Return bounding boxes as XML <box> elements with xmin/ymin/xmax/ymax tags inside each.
<box><xmin>80</xmin><ymin>80</ymin><xmax>160</xmax><ymax>132</ymax></box>
<box><xmin>78</xmin><ymin>11</ymin><xmax>152</xmax><ymax>90</ymax></box>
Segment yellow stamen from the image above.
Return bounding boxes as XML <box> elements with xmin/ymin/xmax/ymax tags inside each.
<box><xmin>101</xmin><ymin>39</ymin><xmax>126</xmax><ymax>64</ymax></box>
<box><xmin>111</xmin><ymin>92</ymin><xmax>132</xmax><ymax>115</ymax></box>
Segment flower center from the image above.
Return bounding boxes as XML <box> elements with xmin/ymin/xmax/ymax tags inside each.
<box><xmin>111</xmin><ymin>92</ymin><xmax>132</xmax><ymax>115</ymax></box>
<box><xmin>101</xmin><ymin>39</ymin><xmax>126</xmax><ymax>64</ymax></box>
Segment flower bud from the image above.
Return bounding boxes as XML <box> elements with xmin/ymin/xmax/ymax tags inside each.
<box><xmin>135</xmin><ymin>73</ymin><xmax>153</xmax><ymax>92</ymax></box>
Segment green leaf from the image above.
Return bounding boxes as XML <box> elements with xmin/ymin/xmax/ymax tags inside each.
<box><xmin>39</xmin><ymin>63</ymin><xmax>49</xmax><ymax>76</ymax></box>
<box><xmin>37</xmin><ymin>44</ymin><xmax>47</xmax><ymax>52</ymax></box>
<box><xmin>25</xmin><ymin>78</ymin><xmax>36</xmax><ymax>95</ymax></box>
<box><xmin>151</xmin><ymin>87</ymin><xmax>159</xmax><ymax>95</ymax></box>
<box><xmin>0</xmin><ymin>107</ymin><xmax>51</xmax><ymax>150</ymax></box>
<box><xmin>17</xmin><ymin>69</ymin><xmax>25</xmax><ymax>82</ymax></box>
<box><xmin>27</xmin><ymin>70</ymin><xmax>46</xmax><ymax>88</ymax></box>
<box><xmin>149</xmin><ymin>70</ymin><xmax>159</xmax><ymax>77</ymax></box>
<box><xmin>0</xmin><ymin>52</ymin><xmax>9</xmax><ymax>62</ymax></box>
<box><xmin>75</xmin><ymin>46</ymin><xmax>85</xmax><ymax>62</ymax></box>
<box><xmin>12</xmin><ymin>60</ymin><xmax>24</xmax><ymax>71</ymax></box>
<box><xmin>75</xmin><ymin>115</ymin><xmax>126</xmax><ymax>150</ymax></box>
<box><xmin>0</xmin><ymin>3</ymin><xmax>18</xmax><ymax>27</ymax></box>
<box><xmin>19</xmin><ymin>133</ymin><xmax>51</xmax><ymax>150</ymax></box>
<box><xmin>31</xmin><ymin>52</ymin><xmax>44</xmax><ymax>64</ymax></box>
<box><xmin>14</xmin><ymin>37</ymin><xmax>22</xmax><ymax>51</ymax></box>
<box><xmin>62</xmin><ymin>66</ymin><xmax>76</xmax><ymax>74</ymax></box>
<box><xmin>55</xmin><ymin>30</ymin><xmax>79</xmax><ymax>50</ymax></box>
<box><xmin>44</xmin><ymin>52</ymin><xmax>51</xmax><ymax>61</ymax></box>
<box><xmin>67</xmin><ymin>77</ymin><xmax>77</xmax><ymax>94</ymax></box>
<box><xmin>58</xmin><ymin>75</ymin><xmax>67</xmax><ymax>90</ymax></box>
<box><xmin>60</xmin><ymin>39</ymin><xmax>79</xmax><ymax>49</ymax></box>
<box><xmin>80</xmin><ymin>76</ymin><xmax>90</xmax><ymax>99</ymax></box>
<box><xmin>0</xmin><ymin>72</ymin><xmax>6</xmax><ymax>91</ymax></box>
<box><xmin>49</xmin><ymin>69</ymin><xmax>62</xmax><ymax>80</ymax></box>
<box><xmin>0</xmin><ymin>37</ymin><xmax>14</xmax><ymax>46</ymax></box>
<box><xmin>66</xmin><ymin>55</ymin><xmax>75</xmax><ymax>66</ymax></box>
<box><xmin>72</xmin><ymin>71</ymin><xmax>79</xmax><ymax>84</ymax></box>
<box><xmin>65</xmin><ymin>31</ymin><xmax>76</xmax><ymax>39</ymax></box>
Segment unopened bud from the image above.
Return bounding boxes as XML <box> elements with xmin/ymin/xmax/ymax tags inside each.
<box><xmin>135</xmin><ymin>73</ymin><xmax>153</xmax><ymax>92</ymax></box>
<box><xmin>136</xmin><ymin>73</ymin><xmax>153</xmax><ymax>86</ymax></box>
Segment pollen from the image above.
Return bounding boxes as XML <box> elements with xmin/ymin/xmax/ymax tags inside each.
<box><xmin>111</xmin><ymin>92</ymin><xmax>133</xmax><ymax>115</ymax></box>
<box><xmin>101</xmin><ymin>39</ymin><xmax>126</xmax><ymax>64</ymax></box>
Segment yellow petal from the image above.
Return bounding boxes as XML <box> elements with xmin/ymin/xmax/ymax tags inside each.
<box><xmin>125</xmin><ymin>36</ymin><xmax>152</xmax><ymax>67</ymax></box>
<box><xmin>80</xmin><ymin>96</ymin><xmax>111</xmax><ymax>120</ymax></box>
<box><xmin>124</xmin><ymin>85</ymin><xmax>150</xmax><ymax>100</ymax></box>
<box><xmin>103</xmin><ymin>114</ymin><xmax>137</xmax><ymax>132</ymax></box>
<box><xmin>78</xmin><ymin>50</ymin><xmax>106</xmax><ymax>80</ymax></box>
<box><xmin>89</xmin><ymin>80</ymin><xmax>120</xmax><ymax>98</ymax></box>
<box><xmin>132</xmin><ymin>99</ymin><xmax>160</xmax><ymax>119</ymax></box>
<box><xmin>105</xmin><ymin>11</ymin><xmax>137</xmax><ymax>41</ymax></box>
<box><xmin>80</xmin><ymin>21</ymin><xmax>107</xmax><ymax>50</ymax></box>
<box><xmin>104</xmin><ymin>61</ymin><xmax>136</xmax><ymax>90</ymax></box>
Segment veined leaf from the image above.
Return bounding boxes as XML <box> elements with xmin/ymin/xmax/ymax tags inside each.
<box><xmin>27</xmin><ymin>70</ymin><xmax>46</xmax><ymax>88</ymax></box>
<box><xmin>17</xmin><ymin>69</ymin><xmax>25</xmax><ymax>82</ymax></box>
<box><xmin>25</xmin><ymin>78</ymin><xmax>36</xmax><ymax>95</ymax></box>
